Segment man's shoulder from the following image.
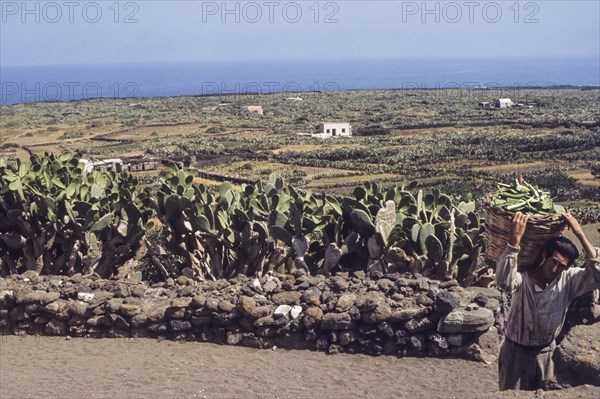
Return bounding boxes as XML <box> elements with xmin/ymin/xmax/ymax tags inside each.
<box><xmin>565</xmin><ymin>265</ymin><xmax>588</xmax><ymax>277</ymax></box>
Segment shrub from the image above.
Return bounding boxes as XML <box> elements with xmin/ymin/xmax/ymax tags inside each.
<box><xmin>206</xmin><ymin>126</ymin><xmax>225</xmax><ymax>133</ymax></box>
<box><xmin>59</xmin><ymin>131</ymin><xmax>84</xmax><ymax>139</ymax></box>
<box><xmin>356</xmin><ymin>125</ymin><xmax>390</xmax><ymax>136</ymax></box>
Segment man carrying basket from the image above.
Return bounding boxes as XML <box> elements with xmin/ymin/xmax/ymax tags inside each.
<box><xmin>496</xmin><ymin>211</ymin><xmax>599</xmax><ymax>391</ymax></box>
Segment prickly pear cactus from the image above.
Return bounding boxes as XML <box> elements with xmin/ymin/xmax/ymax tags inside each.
<box><xmin>375</xmin><ymin>200</ymin><xmax>396</xmax><ymax>247</ymax></box>
<box><xmin>1</xmin><ymin>154</ymin><xmax>486</xmax><ymax>286</ymax></box>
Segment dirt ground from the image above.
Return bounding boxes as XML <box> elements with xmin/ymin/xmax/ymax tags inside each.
<box><xmin>0</xmin><ymin>336</ymin><xmax>598</xmax><ymax>399</ymax></box>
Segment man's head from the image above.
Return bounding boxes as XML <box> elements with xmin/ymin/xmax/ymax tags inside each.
<box><xmin>536</xmin><ymin>237</ymin><xmax>579</xmax><ymax>283</ymax></box>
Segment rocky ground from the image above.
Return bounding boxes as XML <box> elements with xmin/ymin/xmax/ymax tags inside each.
<box><xmin>1</xmin><ymin>270</ymin><xmax>598</xmax><ymax>397</ymax></box>
<box><xmin>1</xmin><ymin>335</ymin><xmax>598</xmax><ymax>399</ymax></box>
<box><xmin>0</xmin><ymin>270</ymin><xmax>506</xmax><ymax>362</ymax></box>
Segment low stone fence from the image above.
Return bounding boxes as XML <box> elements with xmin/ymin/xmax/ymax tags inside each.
<box><xmin>0</xmin><ymin>271</ymin><xmax>504</xmax><ymax>363</ymax></box>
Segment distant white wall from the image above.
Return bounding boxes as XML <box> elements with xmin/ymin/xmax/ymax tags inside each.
<box><xmin>495</xmin><ymin>99</ymin><xmax>513</xmax><ymax>108</ymax></box>
<box><xmin>318</xmin><ymin>122</ymin><xmax>351</xmax><ymax>137</ymax></box>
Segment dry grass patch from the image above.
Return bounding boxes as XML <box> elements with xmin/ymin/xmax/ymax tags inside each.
<box><xmin>107</xmin><ymin>124</ymin><xmax>200</xmax><ymax>140</ymax></box>
<box><xmin>415</xmin><ymin>174</ymin><xmax>462</xmax><ymax>184</ymax></box>
<box><xmin>473</xmin><ymin>161</ymin><xmax>564</xmax><ymax>173</ymax></box>
<box><xmin>13</xmin><ymin>126</ymin><xmax>74</xmax><ymax>145</ymax></box>
<box><xmin>192</xmin><ymin>177</ymin><xmax>240</xmax><ymax>187</ymax></box>
<box><xmin>272</xmin><ymin>144</ymin><xmax>324</xmax><ymax>154</ymax></box>
<box><xmin>567</xmin><ymin>171</ymin><xmax>600</xmax><ymax>187</ymax></box>
<box><xmin>0</xmin><ymin>147</ymin><xmax>30</xmax><ymax>161</ymax></box>
<box><xmin>272</xmin><ymin>143</ymin><xmax>361</xmax><ymax>154</ymax></box>
<box><xmin>116</xmin><ymin>149</ymin><xmax>147</xmax><ymax>158</ymax></box>
<box><xmin>307</xmin><ymin>173</ymin><xmax>397</xmax><ymax>187</ymax></box>
<box><xmin>208</xmin><ymin>160</ymin><xmax>359</xmax><ymax>182</ymax></box>
<box><xmin>433</xmin><ymin>159</ymin><xmax>489</xmax><ymax>169</ymax></box>
<box><xmin>205</xmin><ymin>160</ymin><xmax>288</xmax><ymax>176</ymax></box>
<box><xmin>1</xmin><ymin>129</ymin><xmax>28</xmax><ymax>142</ymax></box>
<box><xmin>28</xmin><ymin>143</ymin><xmax>69</xmax><ymax>155</ymax></box>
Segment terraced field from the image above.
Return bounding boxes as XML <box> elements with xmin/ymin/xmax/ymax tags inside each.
<box><xmin>1</xmin><ymin>88</ymin><xmax>598</xmax><ymax>204</ymax></box>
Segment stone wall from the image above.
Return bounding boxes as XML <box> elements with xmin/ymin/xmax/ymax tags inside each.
<box><xmin>0</xmin><ymin>270</ymin><xmax>504</xmax><ymax>363</ymax></box>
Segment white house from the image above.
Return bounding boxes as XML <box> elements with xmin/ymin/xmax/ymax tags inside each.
<box><xmin>80</xmin><ymin>158</ymin><xmax>124</xmax><ymax>173</ymax></box>
<box><xmin>317</xmin><ymin>122</ymin><xmax>352</xmax><ymax>137</ymax></box>
<box><xmin>241</xmin><ymin>105</ymin><xmax>263</xmax><ymax>116</ymax></box>
<box><xmin>80</xmin><ymin>159</ymin><xmax>94</xmax><ymax>173</ymax></box>
<box><xmin>495</xmin><ymin>98</ymin><xmax>513</xmax><ymax>108</ymax></box>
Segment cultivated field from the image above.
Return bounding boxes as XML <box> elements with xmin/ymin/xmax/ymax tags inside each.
<box><xmin>1</xmin><ymin>88</ymin><xmax>598</xmax><ymax>204</ymax></box>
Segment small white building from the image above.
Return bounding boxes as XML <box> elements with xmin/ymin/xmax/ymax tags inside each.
<box><xmin>80</xmin><ymin>159</ymin><xmax>94</xmax><ymax>173</ymax></box>
<box><xmin>241</xmin><ymin>105</ymin><xmax>263</xmax><ymax>116</ymax></box>
<box><xmin>495</xmin><ymin>98</ymin><xmax>513</xmax><ymax>109</ymax></box>
<box><xmin>80</xmin><ymin>158</ymin><xmax>124</xmax><ymax>173</ymax></box>
<box><xmin>318</xmin><ymin>122</ymin><xmax>352</xmax><ymax>137</ymax></box>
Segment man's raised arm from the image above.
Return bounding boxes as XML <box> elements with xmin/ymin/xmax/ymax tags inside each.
<box><xmin>495</xmin><ymin>212</ymin><xmax>527</xmax><ymax>292</ymax></box>
<box><xmin>562</xmin><ymin>212</ymin><xmax>600</xmax><ymax>298</ymax></box>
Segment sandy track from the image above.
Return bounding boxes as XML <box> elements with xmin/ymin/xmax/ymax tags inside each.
<box><xmin>1</xmin><ymin>336</ymin><xmax>598</xmax><ymax>399</ymax></box>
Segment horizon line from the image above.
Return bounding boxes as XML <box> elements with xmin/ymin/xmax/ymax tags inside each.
<box><xmin>2</xmin><ymin>85</ymin><xmax>599</xmax><ymax>107</ymax></box>
<box><xmin>3</xmin><ymin>54</ymin><xmax>600</xmax><ymax>69</ymax></box>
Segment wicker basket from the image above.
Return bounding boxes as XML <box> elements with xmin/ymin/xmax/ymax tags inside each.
<box><xmin>484</xmin><ymin>193</ymin><xmax>566</xmax><ymax>271</ymax></box>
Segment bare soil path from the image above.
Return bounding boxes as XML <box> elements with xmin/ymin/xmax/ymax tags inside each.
<box><xmin>1</xmin><ymin>336</ymin><xmax>598</xmax><ymax>399</ymax></box>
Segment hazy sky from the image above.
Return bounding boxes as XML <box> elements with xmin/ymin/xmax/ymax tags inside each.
<box><xmin>1</xmin><ymin>1</ymin><xmax>599</xmax><ymax>66</ymax></box>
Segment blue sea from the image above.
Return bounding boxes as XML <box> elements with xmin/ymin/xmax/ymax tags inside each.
<box><xmin>1</xmin><ymin>57</ymin><xmax>598</xmax><ymax>105</ymax></box>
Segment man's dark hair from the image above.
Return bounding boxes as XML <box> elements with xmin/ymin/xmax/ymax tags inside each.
<box><xmin>543</xmin><ymin>236</ymin><xmax>579</xmax><ymax>266</ymax></box>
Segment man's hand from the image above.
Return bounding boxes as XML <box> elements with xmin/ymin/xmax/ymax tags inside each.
<box><xmin>562</xmin><ymin>212</ymin><xmax>584</xmax><ymax>237</ymax></box>
<box><xmin>562</xmin><ymin>212</ymin><xmax>597</xmax><ymax>259</ymax></box>
<box><xmin>509</xmin><ymin>212</ymin><xmax>529</xmax><ymax>248</ymax></box>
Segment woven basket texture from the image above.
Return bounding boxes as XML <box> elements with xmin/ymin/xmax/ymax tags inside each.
<box><xmin>484</xmin><ymin>195</ymin><xmax>566</xmax><ymax>271</ymax></box>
